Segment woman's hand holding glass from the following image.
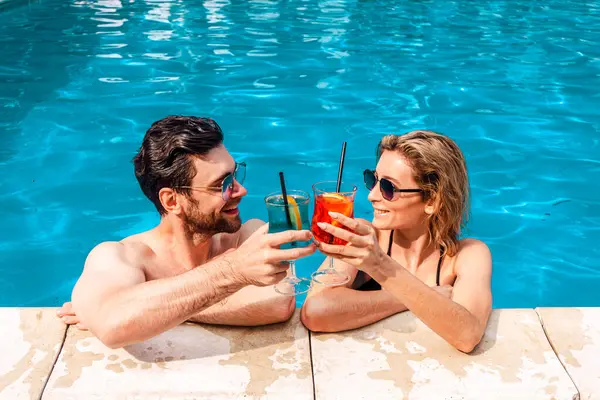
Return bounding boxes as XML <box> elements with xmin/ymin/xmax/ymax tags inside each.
<box><xmin>314</xmin><ymin>212</ymin><xmax>388</xmax><ymax>275</ymax></box>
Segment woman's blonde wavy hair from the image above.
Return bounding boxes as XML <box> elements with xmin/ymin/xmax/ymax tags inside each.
<box><xmin>377</xmin><ymin>130</ymin><xmax>470</xmax><ymax>257</ymax></box>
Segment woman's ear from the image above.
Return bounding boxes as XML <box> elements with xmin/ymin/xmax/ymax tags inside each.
<box><xmin>424</xmin><ymin>193</ymin><xmax>439</xmax><ymax>215</ymax></box>
<box><xmin>424</xmin><ymin>203</ymin><xmax>435</xmax><ymax>215</ymax></box>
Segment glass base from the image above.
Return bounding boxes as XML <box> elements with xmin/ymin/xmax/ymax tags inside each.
<box><xmin>311</xmin><ymin>269</ymin><xmax>351</xmax><ymax>287</ymax></box>
<box><xmin>274</xmin><ymin>276</ymin><xmax>312</xmax><ymax>296</ymax></box>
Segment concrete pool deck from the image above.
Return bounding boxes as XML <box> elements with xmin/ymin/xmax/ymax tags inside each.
<box><xmin>0</xmin><ymin>307</ymin><xmax>598</xmax><ymax>399</ymax></box>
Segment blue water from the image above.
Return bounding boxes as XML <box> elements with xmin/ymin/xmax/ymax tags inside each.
<box><xmin>1</xmin><ymin>0</ymin><xmax>599</xmax><ymax>308</ymax></box>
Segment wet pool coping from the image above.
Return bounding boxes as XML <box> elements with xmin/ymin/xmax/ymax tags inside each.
<box><xmin>0</xmin><ymin>307</ymin><xmax>597</xmax><ymax>399</ymax></box>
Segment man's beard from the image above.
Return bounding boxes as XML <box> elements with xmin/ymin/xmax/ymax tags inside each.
<box><xmin>183</xmin><ymin>197</ymin><xmax>242</xmax><ymax>237</ymax></box>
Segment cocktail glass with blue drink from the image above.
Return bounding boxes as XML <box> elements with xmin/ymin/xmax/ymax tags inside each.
<box><xmin>265</xmin><ymin>189</ymin><xmax>312</xmax><ymax>296</ymax></box>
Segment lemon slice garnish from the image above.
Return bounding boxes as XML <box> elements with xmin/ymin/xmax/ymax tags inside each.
<box><xmin>285</xmin><ymin>195</ymin><xmax>302</xmax><ymax>230</ymax></box>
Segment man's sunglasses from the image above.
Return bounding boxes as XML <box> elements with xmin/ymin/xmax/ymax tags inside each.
<box><xmin>363</xmin><ymin>169</ymin><xmax>422</xmax><ymax>201</ymax></box>
<box><xmin>179</xmin><ymin>162</ymin><xmax>246</xmax><ymax>201</ymax></box>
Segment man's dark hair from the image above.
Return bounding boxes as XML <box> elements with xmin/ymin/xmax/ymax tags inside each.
<box><xmin>133</xmin><ymin>115</ymin><xmax>224</xmax><ymax>215</ymax></box>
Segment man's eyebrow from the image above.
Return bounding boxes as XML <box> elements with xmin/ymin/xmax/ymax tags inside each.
<box><xmin>208</xmin><ymin>166</ymin><xmax>235</xmax><ymax>186</ymax></box>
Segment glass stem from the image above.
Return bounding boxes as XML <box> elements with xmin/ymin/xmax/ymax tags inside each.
<box><xmin>289</xmin><ymin>260</ymin><xmax>297</xmax><ymax>277</ymax></box>
<box><xmin>328</xmin><ymin>257</ymin><xmax>335</xmax><ymax>271</ymax></box>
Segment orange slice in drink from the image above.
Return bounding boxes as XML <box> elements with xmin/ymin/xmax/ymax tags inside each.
<box><xmin>286</xmin><ymin>195</ymin><xmax>302</xmax><ymax>230</ymax></box>
<box><xmin>321</xmin><ymin>193</ymin><xmax>352</xmax><ymax>227</ymax></box>
<box><xmin>322</xmin><ymin>192</ymin><xmax>346</xmax><ymax>202</ymax></box>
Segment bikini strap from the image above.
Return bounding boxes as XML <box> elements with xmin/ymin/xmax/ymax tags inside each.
<box><xmin>436</xmin><ymin>247</ymin><xmax>444</xmax><ymax>286</ymax></box>
<box><xmin>389</xmin><ymin>231</ymin><xmax>444</xmax><ymax>286</ymax></box>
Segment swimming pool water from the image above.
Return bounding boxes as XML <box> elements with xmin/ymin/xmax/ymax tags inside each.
<box><xmin>1</xmin><ymin>0</ymin><xmax>599</xmax><ymax>308</ymax></box>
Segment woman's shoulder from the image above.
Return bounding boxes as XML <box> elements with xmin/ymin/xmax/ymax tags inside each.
<box><xmin>453</xmin><ymin>238</ymin><xmax>493</xmax><ymax>273</ymax></box>
<box><xmin>457</xmin><ymin>238</ymin><xmax>491</xmax><ymax>254</ymax></box>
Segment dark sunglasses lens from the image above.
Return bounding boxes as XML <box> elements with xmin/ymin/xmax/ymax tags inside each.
<box><xmin>380</xmin><ymin>178</ymin><xmax>395</xmax><ymax>201</ymax></box>
<box><xmin>364</xmin><ymin>170</ymin><xmax>376</xmax><ymax>190</ymax></box>
<box><xmin>222</xmin><ymin>174</ymin><xmax>234</xmax><ymax>201</ymax></box>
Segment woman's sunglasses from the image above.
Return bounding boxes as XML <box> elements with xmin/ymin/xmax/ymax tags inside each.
<box><xmin>363</xmin><ymin>169</ymin><xmax>422</xmax><ymax>201</ymax></box>
<box><xmin>180</xmin><ymin>162</ymin><xmax>246</xmax><ymax>201</ymax></box>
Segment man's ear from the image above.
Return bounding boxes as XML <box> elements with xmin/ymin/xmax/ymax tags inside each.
<box><xmin>159</xmin><ymin>187</ymin><xmax>183</xmax><ymax>215</ymax></box>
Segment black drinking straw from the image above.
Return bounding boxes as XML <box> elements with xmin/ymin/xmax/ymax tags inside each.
<box><xmin>279</xmin><ymin>172</ymin><xmax>293</xmax><ymax>229</ymax></box>
<box><xmin>336</xmin><ymin>142</ymin><xmax>347</xmax><ymax>192</ymax></box>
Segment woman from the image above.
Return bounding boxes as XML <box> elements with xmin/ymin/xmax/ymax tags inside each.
<box><xmin>300</xmin><ymin>130</ymin><xmax>492</xmax><ymax>353</ymax></box>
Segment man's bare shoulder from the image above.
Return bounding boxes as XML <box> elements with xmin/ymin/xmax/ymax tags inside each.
<box><xmin>84</xmin><ymin>235</ymin><xmax>152</xmax><ymax>273</ymax></box>
<box><xmin>72</xmin><ymin>237</ymin><xmax>149</xmax><ymax>321</ymax></box>
<box><xmin>238</xmin><ymin>218</ymin><xmax>266</xmax><ymax>243</ymax></box>
<box><xmin>212</xmin><ymin>219</ymin><xmax>266</xmax><ymax>255</ymax></box>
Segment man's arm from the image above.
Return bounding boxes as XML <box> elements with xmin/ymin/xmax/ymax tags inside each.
<box><xmin>188</xmin><ymin>285</ymin><xmax>295</xmax><ymax>326</ymax></box>
<box><xmin>62</xmin><ymin>220</ymin><xmax>298</xmax><ymax>331</ymax></box>
<box><xmin>71</xmin><ymin>242</ymin><xmax>246</xmax><ymax>349</ymax></box>
<box><xmin>188</xmin><ymin>219</ymin><xmax>296</xmax><ymax>326</ymax></box>
<box><xmin>301</xmin><ymin>256</ymin><xmax>407</xmax><ymax>332</ymax></box>
<box><xmin>372</xmin><ymin>239</ymin><xmax>493</xmax><ymax>353</ymax></box>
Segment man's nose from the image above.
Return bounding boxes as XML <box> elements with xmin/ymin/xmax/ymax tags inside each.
<box><xmin>231</xmin><ymin>179</ymin><xmax>248</xmax><ymax>198</ymax></box>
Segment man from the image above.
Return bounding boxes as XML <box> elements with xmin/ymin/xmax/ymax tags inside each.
<box><xmin>58</xmin><ymin>116</ymin><xmax>316</xmax><ymax>349</ymax></box>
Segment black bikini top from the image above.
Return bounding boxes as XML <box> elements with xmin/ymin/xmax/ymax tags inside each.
<box><xmin>356</xmin><ymin>230</ymin><xmax>444</xmax><ymax>291</ymax></box>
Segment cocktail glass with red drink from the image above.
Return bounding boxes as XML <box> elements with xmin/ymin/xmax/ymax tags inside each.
<box><xmin>311</xmin><ymin>181</ymin><xmax>357</xmax><ymax>286</ymax></box>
